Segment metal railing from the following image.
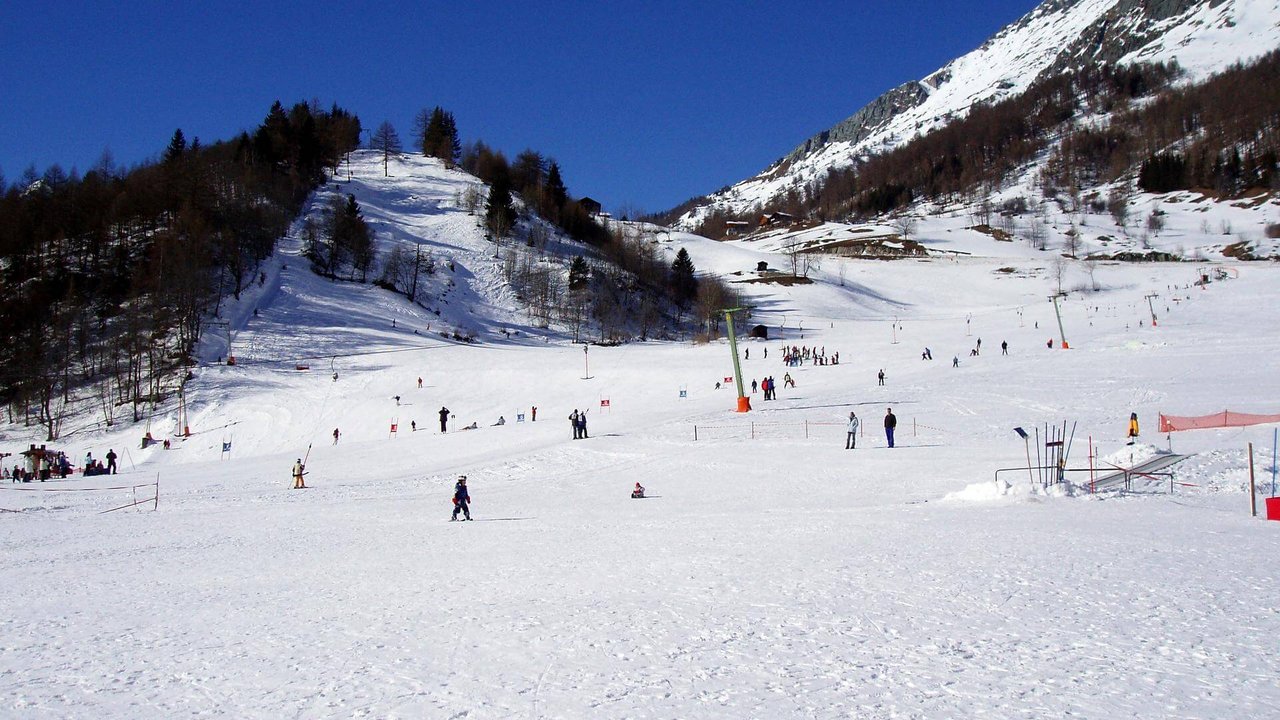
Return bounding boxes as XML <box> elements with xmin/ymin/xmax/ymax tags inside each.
<box><xmin>993</xmin><ymin>465</ymin><xmax>1183</xmax><ymax>494</ymax></box>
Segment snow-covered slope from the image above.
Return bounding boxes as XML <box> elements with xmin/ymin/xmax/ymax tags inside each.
<box><xmin>5</xmin><ymin>151</ymin><xmax>1280</xmax><ymax>718</ymax></box>
<box><xmin>676</xmin><ymin>0</ymin><xmax>1280</xmax><ymax>228</ymax></box>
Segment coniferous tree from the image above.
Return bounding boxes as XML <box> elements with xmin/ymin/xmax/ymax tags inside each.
<box><xmin>545</xmin><ymin>161</ymin><xmax>568</xmax><ymax>209</ymax></box>
<box><xmin>370</xmin><ymin>121</ymin><xmax>402</xmax><ymax>177</ymax></box>
<box><xmin>568</xmin><ymin>256</ymin><xmax>590</xmax><ymax>291</ymax></box>
<box><xmin>670</xmin><ymin>247</ymin><xmax>698</xmax><ymax>308</ymax></box>
<box><xmin>164</xmin><ymin>129</ymin><xmax>187</xmax><ymax>164</ymax></box>
<box><xmin>421</xmin><ymin>107</ymin><xmax>461</xmax><ymax>166</ymax></box>
<box><xmin>485</xmin><ymin>165</ymin><xmax>517</xmax><ymax>238</ymax></box>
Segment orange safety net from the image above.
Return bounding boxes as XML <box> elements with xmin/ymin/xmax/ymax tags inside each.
<box><xmin>1159</xmin><ymin>410</ymin><xmax>1280</xmax><ymax>432</ymax></box>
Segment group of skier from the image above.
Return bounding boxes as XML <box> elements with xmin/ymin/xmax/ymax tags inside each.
<box><xmin>568</xmin><ymin>409</ymin><xmax>589</xmax><ymax>439</ymax></box>
<box><xmin>781</xmin><ymin>345</ymin><xmax>838</xmax><ymax>367</ymax></box>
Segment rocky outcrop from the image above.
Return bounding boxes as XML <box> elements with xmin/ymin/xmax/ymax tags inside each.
<box><xmin>778</xmin><ymin>81</ymin><xmax>930</xmax><ymax>167</ymax></box>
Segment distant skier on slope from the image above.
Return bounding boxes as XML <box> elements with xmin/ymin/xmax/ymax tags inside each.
<box><xmin>292</xmin><ymin>458</ymin><xmax>307</xmax><ymax>489</ymax></box>
<box><xmin>631</xmin><ymin>482</ymin><xmax>646</xmax><ymax>499</ymax></box>
<box><xmin>884</xmin><ymin>408</ymin><xmax>897</xmax><ymax>448</ymax></box>
<box><xmin>451</xmin><ymin>475</ymin><xmax>471</xmax><ymax>521</ymax></box>
<box><xmin>845</xmin><ymin>411</ymin><xmax>860</xmax><ymax>450</ymax></box>
<box><xmin>439</xmin><ymin>406</ymin><xmax>451</xmax><ymax>433</ymax></box>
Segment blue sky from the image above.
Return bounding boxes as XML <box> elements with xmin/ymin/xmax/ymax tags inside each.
<box><xmin>0</xmin><ymin>1</ymin><xmax>1040</xmax><ymax>214</ymax></box>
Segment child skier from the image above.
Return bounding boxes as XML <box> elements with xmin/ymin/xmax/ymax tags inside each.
<box><xmin>451</xmin><ymin>475</ymin><xmax>471</xmax><ymax>521</ymax></box>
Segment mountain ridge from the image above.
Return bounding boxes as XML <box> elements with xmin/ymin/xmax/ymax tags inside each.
<box><xmin>674</xmin><ymin>0</ymin><xmax>1279</xmax><ymax>229</ymax></box>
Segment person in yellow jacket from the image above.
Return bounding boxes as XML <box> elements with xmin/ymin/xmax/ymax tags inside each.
<box><xmin>1127</xmin><ymin>413</ymin><xmax>1139</xmax><ymax>445</ymax></box>
<box><xmin>292</xmin><ymin>459</ymin><xmax>307</xmax><ymax>489</ymax></box>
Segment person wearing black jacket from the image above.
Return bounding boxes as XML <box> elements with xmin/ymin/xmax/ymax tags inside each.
<box><xmin>884</xmin><ymin>408</ymin><xmax>898</xmax><ymax>448</ymax></box>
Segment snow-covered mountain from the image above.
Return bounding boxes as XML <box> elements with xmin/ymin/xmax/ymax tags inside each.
<box><xmin>675</xmin><ymin>0</ymin><xmax>1280</xmax><ymax>228</ymax></box>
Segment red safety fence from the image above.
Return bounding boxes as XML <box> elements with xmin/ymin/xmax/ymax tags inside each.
<box><xmin>1159</xmin><ymin>410</ymin><xmax>1280</xmax><ymax>432</ymax></box>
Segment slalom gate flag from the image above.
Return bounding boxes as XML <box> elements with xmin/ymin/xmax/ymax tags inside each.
<box><xmin>724</xmin><ymin>376</ymin><xmax>732</xmax><ymax>383</ymax></box>
<box><xmin>390</xmin><ymin>423</ymin><xmax>398</xmax><ymax>433</ymax></box>
<box><xmin>222</xmin><ymin>442</ymin><xmax>232</xmax><ymax>453</ymax></box>
<box><xmin>600</xmin><ymin>399</ymin><xmax>610</xmax><ymax>407</ymax></box>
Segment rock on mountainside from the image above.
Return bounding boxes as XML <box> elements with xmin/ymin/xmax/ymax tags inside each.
<box><xmin>675</xmin><ymin>0</ymin><xmax>1280</xmax><ymax>229</ymax></box>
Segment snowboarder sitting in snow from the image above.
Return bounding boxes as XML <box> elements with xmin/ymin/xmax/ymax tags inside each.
<box><xmin>631</xmin><ymin>482</ymin><xmax>646</xmax><ymax>499</ymax></box>
<box><xmin>451</xmin><ymin>475</ymin><xmax>471</xmax><ymax>521</ymax></box>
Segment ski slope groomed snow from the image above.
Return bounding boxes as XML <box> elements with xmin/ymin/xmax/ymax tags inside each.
<box><xmin>4</xmin><ymin>158</ymin><xmax>1280</xmax><ymax>718</ymax></box>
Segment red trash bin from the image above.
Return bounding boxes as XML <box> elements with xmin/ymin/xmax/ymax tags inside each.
<box><xmin>1266</xmin><ymin>497</ymin><xmax>1280</xmax><ymax>522</ymax></box>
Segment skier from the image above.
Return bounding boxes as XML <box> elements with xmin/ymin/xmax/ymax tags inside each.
<box><xmin>784</xmin><ymin>372</ymin><xmax>795</xmax><ymax>388</ymax></box>
<box><xmin>884</xmin><ymin>408</ymin><xmax>898</xmax><ymax>448</ymax></box>
<box><xmin>745</xmin><ymin>348</ymin><xmax>749</xmax><ymax>360</ymax></box>
<box><xmin>570</xmin><ymin>409</ymin><xmax>581</xmax><ymax>439</ymax></box>
<box><xmin>953</xmin><ymin>356</ymin><xmax>960</xmax><ymax>367</ymax></box>
<box><xmin>494</xmin><ymin>416</ymin><xmax>506</xmax><ymax>426</ymax></box>
<box><xmin>631</xmin><ymin>482</ymin><xmax>646</xmax><ymax>499</ymax></box>
<box><xmin>578</xmin><ymin>410</ymin><xmax>589</xmax><ymax>439</ymax></box>
<box><xmin>878</xmin><ymin>369</ymin><xmax>885</xmax><ymax>386</ymax></box>
<box><xmin>411</xmin><ymin>420</ymin><xmax>417</xmax><ymax>432</ymax></box>
<box><xmin>451</xmin><ymin>475</ymin><xmax>471</xmax><ymax>521</ymax></box>
<box><xmin>395</xmin><ymin>395</ymin><xmax>401</xmax><ymax>406</ymax></box>
<box><xmin>1127</xmin><ymin>412</ymin><xmax>1140</xmax><ymax>445</ymax></box>
<box><xmin>1047</xmin><ymin>338</ymin><xmax>1054</xmax><ymax>349</ymax></box>
<box><xmin>332</xmin><ymin>428</ymin><xmax>340</xmax><ymax>445</ymax></box>
<box><xmin>845</xmin><ymin>411</ymin><xmax>860</xmax><ymax>450</ymax></box>
<box><xmin>105</xmin><ymin>449</ymin><xmax>118</xmax><ymax>474</ymax></box>
<box><xmin>1001</xmin><ymin>340</ymin><xmax>1008</xmax><ymax>355</ymax></box>
<box><xmin>532</xmin><ymin>406</ymin><xmax>537</xmax><ymax>422</ymax></box>
<box><xmin>439</xmin><ymin>406</ymin><xmax>451</xmax><ymax>433</ymax></box>
<box><xmin>417</xmin><ymin>377</ymin><xmax>423</xmax><ymax>389</ymax></box>
<box><xmin>751</xmin><ymin>379</ymin><xmax>758</xmax><ymax>394</ymax></box>
<box><xmin>292</xmin><ymin>458</ymin><xmax>307</xmax><ymax>489</ymax></box>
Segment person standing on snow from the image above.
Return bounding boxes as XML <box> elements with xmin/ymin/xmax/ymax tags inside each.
<box><xmin>884</xmin><ymin>408</ymin><xmax>898</xmax><ymax>448</ymax></box>
<box><xmin>845</xmin><ymin>411</ymin><xmax>860</xmax><ymax>450</ymax></box>
<box><xmin>332</xmin><ymin>428</ymin><xmax>340</xmax><ymax>445</ymax></box>
<box><xmin>292</xmin><ymin>458</ymin><xmax>307</xmax><ymax>489</ymax></box>
<box><xmin>451</xmin><ymin>475</ymin><xmax>471</xmax><ymax>521</ymax></box>
<box><xmin>751</xmin><ymin>379</ymin><xmax>758</xmax><ymax>394</ymax></box>
<box><xmin>1001</xmin><ymin>340</ymin><xmax>1008</xmax><ymax>355</ymax></box>
<box><xmin>105</xmin><ymin>449</ymin><xmax>118</xmax><ymax>474</ymax></box>
<box><xmin>1127</xmin><ymin>412</ymin><xmax>1140</xmax><ymax>445</ymax></box>
<box><xmin>439</xmin><ymin>406</ymin><xmax>451</xmax><ymax>433</ymax></box>
<box><xmin>878</xmin><ymin>369</ymin><xmax>885</xmax><ymax>386</ymax></box>
<box><xmin>569</xmin><ymin>409</ymin><xmax>581</xmax><ymax>439</ymax></box>
<box><xmin>578</xmin><ymin>409</ymin><xmax>589</xmax><ymax>439</ymax></box>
